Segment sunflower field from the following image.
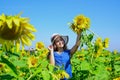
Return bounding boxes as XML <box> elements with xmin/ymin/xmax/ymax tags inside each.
<box><xmin>0</xmin><ymin>13</ymin><xmax>120</xmax><ymax>80</ymax></box>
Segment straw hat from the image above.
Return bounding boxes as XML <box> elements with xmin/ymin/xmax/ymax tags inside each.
<box><xmin>51</xmin><ymin>33</ymin><xmax>69</xmax><ymax>45</ymax></box>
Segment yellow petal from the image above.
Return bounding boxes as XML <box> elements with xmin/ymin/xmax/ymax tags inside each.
<box><xmin>0</xmin><ymin>14</ymin><xmax>6</xmax><ymax>22</ymax></box>
<box><xmin>20</xmin><ymin>17</ymin><xmax>30</xmax><ymax>23</ymax></box>
<box><xmin>16</xmin><ymin>39</ymin><xmax>20</xmax><ymax>52</ymax></box>
<box><xmin>21</xmin><ymin>36</ymin><xmax>31</xmax><ymax>46</ymax></box>
<box><xmin>0</xmin><ymin>21</ymin><xmax>2</xmax><ymax>27</ymax></box>
<box><xmin>26</xmin><ymin>32</ymin><xmax>35</xmax><ymax>40</ymax></box>
<box><xmin>6</xmin><ymin>19</ymin><xmax>12</xmax><ymax>29</ymax></box>
<box><xmin>24</xmin><ymin>23</ymin><xmax>36</xmax><ymax>32</ymax></box>
<box><xmin>13</xmin><ymin>17</ymin><xmax>20</xmax><ymax>27</ymax></box>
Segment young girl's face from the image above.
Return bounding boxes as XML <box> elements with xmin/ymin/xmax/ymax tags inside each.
<box><xmin>54</xmin><ymin>37</ymin><xmax>65</xmax><ymax>48</ymax></box>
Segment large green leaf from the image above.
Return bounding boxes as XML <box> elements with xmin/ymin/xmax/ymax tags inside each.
<box><xmin>80</xmin><ymin>61</ymin><xmax>91</xmax><ymax>70</ymax></box>
<box><xmin>0</xmin><ymin>74</ymin><xmax>14</xmax><ymax>80</ymax></box>
<box><xmin>13</xmin><ymin>60</ymin><xmax>27</xmax><ymax>67</ymax></box>
<box><xmin>42</xmin><ymin>70</ymin><xmax>50</xmax><ymax>80</ymax></box>
<box><xmin>1</xmin><ymin>56</ymin><xmax>18</xmax><ymax>76</ymax></box>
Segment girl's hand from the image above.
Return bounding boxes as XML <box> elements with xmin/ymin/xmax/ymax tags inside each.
<box><xmin>48</xmin><ymin>45</ymin><xmax>54</xmax><ymax>52</ymax></box>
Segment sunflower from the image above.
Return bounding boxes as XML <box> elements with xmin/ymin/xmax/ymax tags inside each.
<box><xmin>27</xmin><ymin>56</ymin><xmax>38</xmax><ymax>68</ymax></box>
<box><xmin>113</xmin><ymin>50</ymin><xmax>118</xmax><ymax>55</ymax></box>
<box><xmin>103</xmin><ymin>38</ymin><xmax>109</xmax><ymax>48</ymax></box>
<box><xmin>70</xmin><ymin>14</ymin><xmax>90</xmax><ymax>33</ymax></box>
<box><xmin>0</xmin><ymin>62</ymin><xmax>5</xmax><ymax>69</ymax></box>
<box><xmin>0</xmin><ymin>13</ymin><xmax>36</xmax><ymax>52</ymax></box>
<box><xmin>113</xmin><ymin>77</ymin><xmax>120</xmax><ymax>80</ymax></box>
<box><xmin>35</xmin><ymin>42</ymin><xmax>49</xmax><ymax>59</ymax></box>
<box><xmin>95</xmin><ymin>37</ymin><xmax>104</xmax><ymax>50</ymax></box>
<box><xmin>35</xmin><ymin>42</ymin><xmax>45</xmax><ymax>50</ymax></box>
<box><xmin>54</xmin><ymin>70</ymin><xmax>69</xmax><ymax>79</ymax></box>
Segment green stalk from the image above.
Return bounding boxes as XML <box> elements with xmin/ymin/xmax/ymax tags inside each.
<box><xmin>88</xmin><ymin>29</ymin><xmax>99</xmax><ymax>38</ymax></box>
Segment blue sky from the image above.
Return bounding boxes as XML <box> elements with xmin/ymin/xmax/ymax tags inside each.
<box><xmin>0</xmin><ymin>0</ymin><xmax>120</xmax><ymax>51</ymax></box>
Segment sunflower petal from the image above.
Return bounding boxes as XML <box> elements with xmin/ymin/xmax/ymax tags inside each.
<box><xmin>26</xmin><ymin>32</ymin><xmax>35</xmax><ymax>40</ymax></box>
<box><xmin>16</xmin><ymin>39</ymin><xmax>20</xmax><ymax>52</ymax></box>
<box><xmin>21</xmin><ymin>36</ymin><xmax>31</xmax><ymax>46</ymax></box>
<box><xmin>0</xmin><ymin>21</ymin><xmax>2</xmax><ymax>27</ymax></box>
<box><xmin>13</xmin><ymin>17</ymin><xmax>20</xmax><ymax>27</ymax></box>
<box><xmin>24</xmin><ymin>23</ymin><xmax>36</xmax><ymax>32</ymax></box>
<box><xmin>0</xmin><ymin>14</ymin><xmax>6</xmax><ymax>22</ymax></box>
<box><xmin>6</xmin><ymin>19</ymin><xmax>12</xmax><ymax>29</ymax></box>
<box><xmin>20</xmin><ymin>17</ymin><xmax>30</xmax><ymax>23</ymax></box>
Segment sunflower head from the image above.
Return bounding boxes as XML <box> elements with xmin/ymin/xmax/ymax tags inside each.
<box><xmin>27</xmin><ymin>56</ymin><xmax>38</xmax><ymax>68</ymax></box>
<box><xmin>103</xmin><ymin>38</ymin><xmax>109</xmax><ymax>48</ymax></box>
<box><xmin>70</xmin><ymin>14</ymin><xmax>90</xmax><ymax>33</ymax></box>
<box><xmin>0</xmin><ymin>13</ymin><xmax>36</xmax><ymax>52</ymax></box>
<box><xmin>35</xmin><ymin>42</ymin><xmax>45</xmax><ymax>50</ymax></box>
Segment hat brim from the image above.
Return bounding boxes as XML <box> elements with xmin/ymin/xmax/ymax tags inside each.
<box><xmin>61</xmin><ymin>36</ymin><xmax>69</xmax><ymax>45</ymax></box>
<box><xmin>51</xmin><ymin>35</ymin><xmax>69</xmax><ymax>45</ymax></box>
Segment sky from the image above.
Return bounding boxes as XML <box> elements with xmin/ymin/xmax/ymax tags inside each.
<box><xmin>0</xmin><ymin>0</ymin><xmax>120</xmax><ymax>51</ymax></box>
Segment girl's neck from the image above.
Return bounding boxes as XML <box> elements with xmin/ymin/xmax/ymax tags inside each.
<box><xmin>57</xmin><ymin>48</ymin><xmax>64</xmax><ymax>53</ymax></box>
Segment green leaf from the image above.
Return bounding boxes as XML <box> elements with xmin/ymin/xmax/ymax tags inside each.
<box><xmin>0</xmin><ymin>74</ymin><xmax>14</xmax><ymax>80</ymax></box>
<box><xmin>81</xmin><ymin>61</ymin><xmax>91</xmax><ymax>70</ymax></box>
<box><xmin>115</xmin><ymin>61</ymin><xmax>120</xmax><ymax>65</ymax></box>
<box><xmin>114</xmin><ymin>65</ymin><xmax>120</xmax><ymax>72</ymax></box>
<box><xmin>48</xmin><ymin>64</ymin><xmax>54</xmax><ymax>72</ymax></box>
<box><xmin>41</xmin><ymin>70</ymin><xmax>50</xmax><ymax>80</ymax></box>
<box><xmin>13</xmin><ymin>60</ymin><xmax>27</xmax><ymax>67</ymax></box>
<box><xmin>88</xmin><ymin>33</ymin><xmax>94</xmax><ymax>42</ymax></box>
<box><xmin>1</xmin><ymin>56</ymin><xmax>18</xmax><ymax>76</ymax></box>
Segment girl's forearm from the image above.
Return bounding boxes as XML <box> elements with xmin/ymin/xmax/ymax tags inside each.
<box><xmin>49</xmin><ymin>51</ymin><xmax>55</xmax><ymax>65</ymax></box>
<box><xmin>76</xmin><ymin>33</ymin><xmax>81</xmax><ymax>46</ymax></box>
<box><xmin>70</xmin><ymin>33</ymin><xmax>81</xmax><ymax>55</ymax></box>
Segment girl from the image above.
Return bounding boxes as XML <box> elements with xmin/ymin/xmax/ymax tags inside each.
<box><xmin>48</xmin><ymin>32</ymin><xmax>81</xmax><ymax>79</ymax></box>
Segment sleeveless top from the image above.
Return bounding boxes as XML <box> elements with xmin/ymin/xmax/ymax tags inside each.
<box><xmin>54</xmin><ymin>50</ymin><xmax>72</xmax><ymax>78</ymax></box>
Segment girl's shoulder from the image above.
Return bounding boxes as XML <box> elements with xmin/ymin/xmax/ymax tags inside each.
<box><xmin>64</xmin><ymin>49</ymin><xmax>71</xmax><ymax>55</ymax></box>
<box><xmin>64</xmin><ymin>49</ymin><xmax>70</xmax><ymax>52</ymax></box>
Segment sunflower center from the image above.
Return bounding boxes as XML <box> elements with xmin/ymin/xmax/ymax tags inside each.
<box><xmin>0</xmin><ymin>23</ymin><xmax>22</xmax><ymax>40</ymax></box>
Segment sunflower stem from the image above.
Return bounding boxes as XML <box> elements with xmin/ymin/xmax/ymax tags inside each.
<box><xmin>27</xmin><ymin>74</ymin><xmax>33</xmax><ymax>80</ymax></box>
<box><xmin>88</xmin><ymin>29</ymin><xmax>99</xmax><ymax>38</ymax></box>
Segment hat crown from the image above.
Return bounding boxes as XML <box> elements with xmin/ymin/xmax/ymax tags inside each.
<box><xmin>51</xmin><ymin>33</ymin><xmax>60</xmax><ymax>38</ymax></box>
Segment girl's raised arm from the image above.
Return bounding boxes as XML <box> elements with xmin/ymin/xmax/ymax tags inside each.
<box><xmin>70</xmin><ymin>32</ymin><xmax>82</xmax><ymax>56</ymax></box>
